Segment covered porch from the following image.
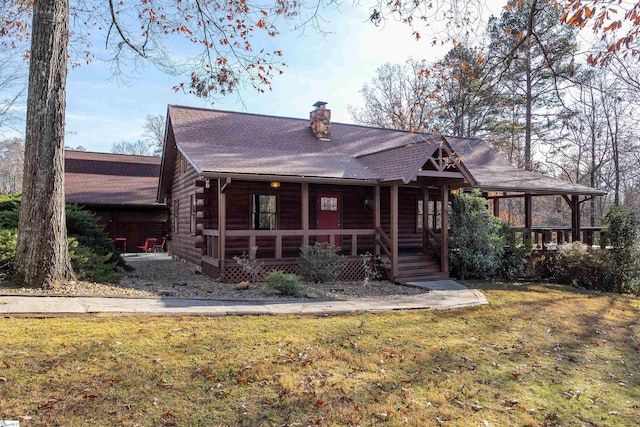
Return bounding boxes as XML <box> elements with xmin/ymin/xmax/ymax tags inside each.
<box><xmin>487</xmin><ymin>191</ymin><xmax>605</xmax><ymax>248</ymax></box>
<box><xmin>199</xmin><ymin>178</ymin><xmax>460</xmax><ymax>284</ymax></box>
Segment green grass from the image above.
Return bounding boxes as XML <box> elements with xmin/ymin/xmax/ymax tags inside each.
<box><xmin>1</xmin><ymin>282</ymin><xmax>639</xmax><ymax>426</ymax></box>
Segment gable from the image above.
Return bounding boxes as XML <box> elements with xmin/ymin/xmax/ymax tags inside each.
<box><xmin>357</xmin><ymin>135</ymin><xmax>476</xmax><ymax>185</ymax></box>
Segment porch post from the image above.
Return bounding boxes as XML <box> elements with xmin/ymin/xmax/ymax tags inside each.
<box><xmin>524</xmin><ymin>194</ymin><xmax>532</xmax><ymax>229</ymax></box>
<box><xmin>441</xmin><ymin>184</ymin><xmax>449</xmax><ymax>274</ymax></box>
<box><xmin>218</xmin><ymin>178</ymin><xmax>226</xmax><ymax>276</ymax></box>
<box><xmin>571</xmin><ymin>195</ymin><xmax>581</xmax><ymax>242</ymax></box>
<box><xmin>422</xmin><ymin>186</ymin><xmax>429</xmax><ymax>253</ymax></box>
<box><xmin>493</xmin><ymin>197</ymin><xmax>500</xmax><ymax>218</ymax></box>
<box><xmin>301</xmin><ymin>182</ymin><xmax>309</xmax><ymax>246</ymax></box>
<box><xmin>524</xmin><ymin>193</ymin><xmax>532</xmax><ymax>244</ymax></box>
<box><xmin>374</xmin><ymin>185</ymin><xmax>380</xmax><ymax>256</ymax></box>
<box><xmin>390</xmin><ymin>184</ymin><xmax>399</xmax><ymax>280</ymax></box>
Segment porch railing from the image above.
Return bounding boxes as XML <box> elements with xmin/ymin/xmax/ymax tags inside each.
<box><xmin>203</xmin><ymin>228</ymin><xmax>377</xmax><ymax>260</ymax></box>
<box><xmin>509</xmin><ymin>226</ymin><xmax>604</xmax><ymax>247</ymax></box>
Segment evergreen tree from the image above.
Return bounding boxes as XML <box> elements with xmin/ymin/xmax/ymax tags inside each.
<box><xmin>486</xmin><ymin>0</ymin><xmax>578</xmax><ymax>170</ymax></box>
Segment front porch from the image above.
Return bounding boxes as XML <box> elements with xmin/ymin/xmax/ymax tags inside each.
<box><xmin>198</xmin><ymin>180</ymin><xmax>455</xmax><ymax>283</ymax></box>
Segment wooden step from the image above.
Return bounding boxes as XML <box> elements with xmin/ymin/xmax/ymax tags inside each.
<box><xmin>396</xmin><ymin>273</ymin><xmax>450</xmax><ymax>284</ymax></box>
<box><xmin>394</xmin><ymin>254</ymin><xmax>449</xmax><ymax>284</ymax></box>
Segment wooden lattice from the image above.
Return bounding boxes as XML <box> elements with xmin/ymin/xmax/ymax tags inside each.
<box><xmin>220</xmin><ymin>258</ymin><xmax>365</xmax><ymax>283</ymax></box>
<box><xmin>201</xmin><ymin>261</ymin><xmax>220</xmax><ymax>279</ymax></box>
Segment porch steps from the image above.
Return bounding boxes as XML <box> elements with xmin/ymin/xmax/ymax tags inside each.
<box><xmin>394</xmin><ymin>253</ymin><xmax>448</xmax><ymax>284</ymax></box>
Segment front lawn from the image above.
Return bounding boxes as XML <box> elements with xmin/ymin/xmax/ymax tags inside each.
<box><xmin>1</xmin><ymin>282</ymin><xmax>638</xmax><ymax>426</ymax></box>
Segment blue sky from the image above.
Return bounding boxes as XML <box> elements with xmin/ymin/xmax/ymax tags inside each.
<box><xmin>5</xmin><ymin>1</ymin><xmax>506</xmax><ymax>153</ymax></box>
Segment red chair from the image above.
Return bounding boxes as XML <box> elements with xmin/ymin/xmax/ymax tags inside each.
<box><xmin>136</xmin><ymin>238</ymin><xmax>157</xmax><ymax>254</ymax></box>
<box><xmin>153</xmin><ymin>237</ymin><xmax>166</xmax><ymax>253</ymax></box>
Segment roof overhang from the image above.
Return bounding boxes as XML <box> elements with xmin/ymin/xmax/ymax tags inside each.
<box><xmin>198</xmin><ymin>171</ymin><xmax>379</xmax><ymax>186</ymax></box>
<box><xmin>479</xmin><ymin>185</ymin><xmax>608</xmax><ymax>196</ymax></box>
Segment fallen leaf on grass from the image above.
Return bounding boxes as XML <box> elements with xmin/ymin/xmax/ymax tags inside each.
<box><xmin>39</xmin><ymin>398</ymin><xmax>59</xmax><ymax>409</ymax></box>
<box><xmin>373</xmin><ymin>412</ymin><xmax>389</xmax><ymax>421</ymax></box>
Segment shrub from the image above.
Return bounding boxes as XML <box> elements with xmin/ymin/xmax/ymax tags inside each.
<box><xmin>360</xmin><ymin>251</ymin><xmax>382</xmax><ymax>284</ymax></box>
<box><xmin>0</xmin><ymin>193</ymin><xmax>21</xmax><ymax>212</ymax></box>
<box><xmin>233</xmin><ymin>246</ymin><xmax>263</xmax><ymax>283</ymax></box>
<box><xmin>0</xmin><ymin>195</ymin><xmax>124</xmax><ymax>283</ymax></box>
<box><xmin>449</xmin><ymin>190</ymin><xmax>505</xmax><ymax>279</ymax></box>
<box><xmin>551</xmin><ymin>243</ymin><xmax>611</xmax><ymax>290</ymax></box>
<box><xmin>0</xmin><ymin>228</ymin><xmax>17</xmax><ymax>270</ymax></box>
<box><xmin>299</xmin><ymin>242</ymin><xmax>344</xmax><ymax>283</ymax></box>
<box><xmin>527</xmin><ymin>250</ymin><xmax>557</xmax><ymax>280</ymax></box>
<box><xmin>264</xmin><ymin>270</ymin><xmax>304</xmax><ymax>296</ymax></box>
<box><xmin>66</xmin><ymin>204</ymin><xmax>126</xmax><ymax>268</ymax></box>
<box><xmin>68</xmin><ymin>238</ymin><xmax>120</xmax><ymax>284</ymax></box>
<box><xmin>497</xmin><ymin>223</ymin><xmax>530</xmax><ymax>281</ymax></box>
<box><xmin>0</xmin><ymin>193</ymin><xmax>20</xmax><ymax>229</ymax></box>
<box><xmin>601</xmin><ymin>205</ymin><xmax>639</xmax><ymax>293</ymax></box>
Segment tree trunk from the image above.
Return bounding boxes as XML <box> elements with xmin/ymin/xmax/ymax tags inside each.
<box><xmin>15</xmin><ymin>0</ymin><xmax>75</xmax><ymax>287</ymax></box>
<box><xmin>524</xmin><ymin>43</ymin><xmax>533</xmax><ymax>171</ymax></box>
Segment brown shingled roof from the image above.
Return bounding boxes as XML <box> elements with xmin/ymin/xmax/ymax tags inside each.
<box><xmin>447</xmin><ymin>137</ymin><xmax>606</xmax><ymax>195</ymax></box>
<box><xmin>358</xmin><ymin>140</ymin><xmax>437</xmax><ymax>183</ymax></box>
<box><xmin>163</xmin><ymin>105</ymin><xmax>605</xmax><ymax>196</ymax></box>
<box><xmin>65</xmin><ymin>150</ymin><xmax>163</xmax><ymax>206</ymax></box>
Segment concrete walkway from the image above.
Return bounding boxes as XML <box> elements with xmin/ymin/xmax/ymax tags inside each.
<box><xmin>0</xmin><ymin>283</ymin><xmax>487</xmax><ymax>317</ymax></box>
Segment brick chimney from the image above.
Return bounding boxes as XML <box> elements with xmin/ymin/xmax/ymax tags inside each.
<box><xmin>310</xmin><ymin>101</ymin><xmax>331</xmax><ymax>141</ymax></box>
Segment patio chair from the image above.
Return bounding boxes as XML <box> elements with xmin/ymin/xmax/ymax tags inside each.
<box><xmin>136</xmin><ymin>238</ymin><xmax>157</xmax><ymax>254</ymax></box>
<box><xmin>153</xmin><ymin>237</ymin><xmax>166</xmax><ymax>253</ymax></box>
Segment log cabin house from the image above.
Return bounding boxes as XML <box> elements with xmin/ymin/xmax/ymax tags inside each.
<box><xmin>65</xmin><ymin>150</ymin><xmax>169</xmax><ymax>252</ymax></box>
<box><xmin>158</xmin><ymin>103</ymin><xmax>605</xmax><ymax>283</ymax></box>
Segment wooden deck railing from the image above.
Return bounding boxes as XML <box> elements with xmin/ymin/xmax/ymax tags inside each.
<box><xmin>204</xmin><ymin>228</ymin><xmax>377</xmax><ymax>260</ymax></box>
<box><xmin>509</xmin><ymin>226</ymin><xmax>604</xmax><ymax>246</ymax></box>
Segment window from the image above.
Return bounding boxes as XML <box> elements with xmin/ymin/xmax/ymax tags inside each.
<box><xmin>252</xmin><ymin>194</ymin><xmax>277</xmax><ymax>230</ymax></box>
<box><xmin>178</xmin><ymin>152</ymin><xmax>187</xmax><ymax>174</ymax></box>
<box><xmin>173</xmin><ymin>200</ymin><xmax>180</xmax><ymax>234</ymax></box>
<box><xmin>417</xmin><ymin>199</ymin><xmax>424</xmax><ymax>232</ymax></box>
<box><xmin>430</xmin><ymin>200</ymin><xmax>441</xmax><ymax>232</ymax></box>
<box><xmin>320</xmin><ymin>196</ymin><xmax>338</xmax><ymax>211</ymax></box>
<box><xmin>190</xmin><ymin>195</ymin><xmax>196</xmax><ymax>235</ymax></box>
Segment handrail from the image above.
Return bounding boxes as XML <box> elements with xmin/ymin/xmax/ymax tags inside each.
<box><xmin>375</xmin><ymin>226</ymin><xmax>392</xmax><ymax>259</ymax></box>
<box><xmin>426</xmin><ymin>228</ymin><xmax>441</xmax><ymax>251</ymax></box>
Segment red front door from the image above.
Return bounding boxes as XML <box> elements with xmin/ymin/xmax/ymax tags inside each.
<box><xmin>317</xmin><ymin>194</ymin><xmax>341</xmax><ymax>246</ymax></box>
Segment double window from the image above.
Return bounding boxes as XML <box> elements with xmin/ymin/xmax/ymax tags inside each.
<box><xmin>252</xmin><ymin>194</ymin><xmax>277</xmax><ymax>230</ymax></box>
<box><xmin>417</xmin><ymin>199</ymin><xmax>441</xmax><ymax>232</ymax></box>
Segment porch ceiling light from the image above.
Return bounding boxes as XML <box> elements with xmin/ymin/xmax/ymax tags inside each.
<box><xmin>270</xmin><ymin>181</ymin><xmax>281</xmax><ymax>188</ymax></box>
